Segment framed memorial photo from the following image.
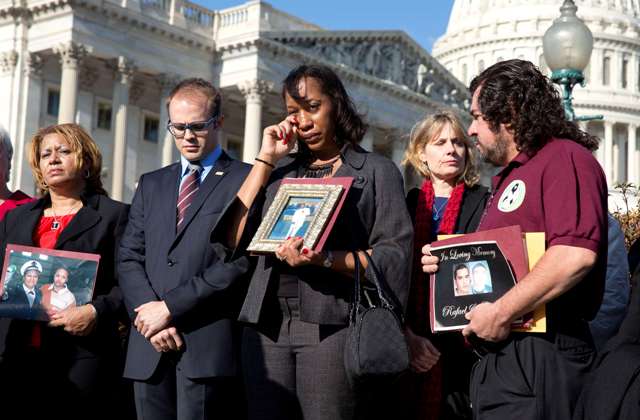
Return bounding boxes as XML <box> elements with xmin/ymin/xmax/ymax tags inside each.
<box><xmin>429</xmin><ymin>241</ymin><xmax>518</xmax><ymax>332</ymax></box>
<box><xmin>0</xmin><ymin>244</ymin><xmax>100</xmax><ymax>321</ymax></box>
<box><xmin>247</xmin><ymin>177</ymin><xmax>353</xmax><ymax>254</ymax></box>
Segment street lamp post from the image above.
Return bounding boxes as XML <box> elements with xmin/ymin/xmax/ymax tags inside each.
<box><xmin>542</xmin><ymin>0</ymin><xmax>603</xmax><ymax>122</ymax></box>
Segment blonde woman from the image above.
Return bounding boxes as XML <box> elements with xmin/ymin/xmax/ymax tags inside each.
<box><xmin>399</xmin><ymin>111</ymin><xmax>488</xmax><ymax>420</ymax></box>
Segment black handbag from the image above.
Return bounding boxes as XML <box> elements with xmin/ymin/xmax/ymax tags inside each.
<box><xmin>344</xmin><ymin>251</ymin><xmax>409</xmax><ymax>386</ymax></box>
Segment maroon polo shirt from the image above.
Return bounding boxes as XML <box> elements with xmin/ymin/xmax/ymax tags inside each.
<box><xmin>479</xmin><ymin>137</ymin><xmax>607</xmax><ymax>323</ymax></box>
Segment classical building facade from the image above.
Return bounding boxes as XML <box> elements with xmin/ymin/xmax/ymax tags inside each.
<box><xmin>434</xmin><ymin>0</ymin><xmax>640</xmax><ymax>195</ymax></box>
<box><xmin>0</xmin><ymin>0</ymin><xmax>467</xmax><ymax>201</ymax></box>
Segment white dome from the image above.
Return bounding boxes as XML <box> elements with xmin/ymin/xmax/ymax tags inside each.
<box><xmin>433</xmin><ymin>0</ymin><xmax>640</xmax><ymax>191</ymax></box>
<box><xmin>445</xmin><ymin>0</ymin><xmax>639</xmax><ymax>36</ymax></box>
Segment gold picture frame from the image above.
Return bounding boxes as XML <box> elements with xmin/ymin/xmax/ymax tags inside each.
<box><xmin>247</xmin><ymin>178</ymin><xmax>352</xmax><ymax>253</ymax></box>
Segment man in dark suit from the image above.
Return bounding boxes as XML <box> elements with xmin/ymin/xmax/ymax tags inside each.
<box><xmin>1</xmin><ymin>260</ymin><xmax>44</xmax><ymax>320</ymax></box>
<box><xmin>118</xmin><ymin>78</ymin><xmax>251</xmax><ymax>419</ymax></box>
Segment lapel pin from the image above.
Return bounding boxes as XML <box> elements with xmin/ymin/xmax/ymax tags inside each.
<box><xmin>215</xmin><ymin>171</ymin><xmax>224</xmax><ymax>176</ymax></box>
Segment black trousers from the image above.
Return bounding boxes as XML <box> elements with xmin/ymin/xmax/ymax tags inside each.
<box><xmin>133</xmin><ymin>354</ymin><xmax>244</xmax><ymax>420</ymax></box>
<box><xmin>0</xmin><ymin>344</ymin><xmax>131</xmax><ymax>420</ymax></box>
<box><xmin>241</xmin><ymin>297</ymin><xmax>355</xmax><ymax>420</ymax></box>
<box><xmin>470</xmin><ymin>329</ymin><xmax>595</xmax><ymax>420</ymax></box>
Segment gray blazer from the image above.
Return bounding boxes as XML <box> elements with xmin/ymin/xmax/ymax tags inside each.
<box><xmin>238</xmin><ymin>143</ymin><xmax>413</xmax><ymax>336</ymax></box>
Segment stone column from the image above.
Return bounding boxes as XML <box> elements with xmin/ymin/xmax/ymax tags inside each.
<box><xmin>628</xmin><ymin>123</ymin><xmax>637</xmax><ymax>185</ymax></box>
<box><xmin>156</xmin><ymin>74</ymin><xmax>179</xmax><ymax>167</ymax></box>
<box><xmin>590</xmin><ymin>48</ymin><xmax>603</xmax><ymax>87</ymax></box>
<box><xmin>0</xmin><ymin>51</ymin><xmax>18</xmax><ymax>152</ymax></box>
<box><xmin>239</xmin><ymin>79</ymin><xmax>273</xmax><ymax>164</ymax></box>
<box><xmin>613</xmin><ymin>131</ymin><xmax>621</xmax><ymax>183</ymax></box>
<box><xmin>110</xmin><ymin>57</ymin><xmax>135</xmax><ymax>201</ymax></box>
<box><xmin>15</xmin><ymin>52</ymin><xmax>45</xmax><ymax>195</ymax></box>
<box><xmin>360</xmin><ymin>129</ymin><xmax>374</xmax><ymax>152</ymax></box>
<box><xmin>54</xmin><ymin>42</ymin><xmax>87</xmax><ymax>124</ymax></box>
<box><xmin>604</xmin><ymin>120</ymin><xmax>614</xmax><ymax>185</ymax></box>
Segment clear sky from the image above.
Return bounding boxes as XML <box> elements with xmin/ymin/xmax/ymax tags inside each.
<box><xmin>194</xmin><ymin>0</ymin><xmax>455</xmax><ymax>52</ymax></box>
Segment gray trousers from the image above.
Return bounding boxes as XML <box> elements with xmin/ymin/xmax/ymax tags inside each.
<box><xmin>241</xmin><ymin>297</ymin><xmax>355</xmax><ymax>420</ymax></box>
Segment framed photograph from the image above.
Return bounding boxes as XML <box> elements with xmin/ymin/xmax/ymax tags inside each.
<box><xmin>0</xmin><ymin>244</ymin><xmax>100</xmax><ymax>321</ymax></box>
<box><xmin>247</xmin><ymin>177</ymin><xmax>353</xmax><ymax>253</ymax></box>
<box><xmin>429</xmin><ymin>241</ymin><xmax>517</xmax><ymax>332</ymax></box>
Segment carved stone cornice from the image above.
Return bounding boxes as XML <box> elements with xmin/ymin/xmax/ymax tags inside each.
<box><xmin>223</xmin><ymin>37</ymin><xmax>463</xmax><ymax>111</ymax></box>
<box><xmin>155</xmin><ymin>73</ymin><xmax>181</xmax><ymax>95</ymax></box>
<box><xmin>54</xmin><ymin>42</ymin><xmax>88</xmax><ymax>69</ymax></box>
<box><xmin>257</xmin><ymin>32</ymin><xmax>468</xmax><ymax>108</ymax></box>
<box><xmin>129</xmin><ymin>79</ymin><xmax>145</xmax><ymax>104</ymax></box>
<box><xmin>79</xmin><ymin>64</ymin><xmax>99</xmax><ymax>90</ymax></box>
<box><xmin>0</xmin><ymin>50</ymin><xmax>18</xmax><ymax>75</ymax></box>
<box><xmin>0</xmin><ymin>5</ymin><xmax>32</xmax><ymax>22</ymax></box>
<box><xmin>238</xmin><ymin>79</ymin><xmax>274</xmax><ymax>103</ymax></box>
<box><xmin>24</xmin><ymin>52</ymin><xmax>44</xmax><ymax>77</ymax></box>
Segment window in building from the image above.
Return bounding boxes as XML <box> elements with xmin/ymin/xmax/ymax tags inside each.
<box><xmin>603</xmin><ymin>56</ymin><xmax>611</xmax><ymax>85</ymax></box>
<box><xmin>143</xmin><ymin>116</ymin><xmax>159</xmax><ymax>143</ymax></box>
<box><xmin>462</xmin><ymin>63</ymin><xmax>468</xmax><ymax>84</ymax></box>
<box><xmin>496</xmin><ymin>56</ymin><xmax>504</xmax><ymax>64</ymax></box>
<box><xmin>622</xmin><ymin>57</ymin><xmax>629</xmax><ymax>89</ymax></box>
<box><xmin>96</xmin><ymin>103</ymin><xmax>112</xmax><ymax>130</ymax></box>
<box><xmin>478</xmin><ymin>59</ymin><xmax>485</xmax><ymax>73</ymax></box>
<box><xmin>46</xmin><ymin>89</ymin><xmax>60</xmax><ymax>117</ymax></box>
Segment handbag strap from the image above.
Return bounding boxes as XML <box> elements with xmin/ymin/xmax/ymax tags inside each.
<box><xmin>349</xmin><ymin>250</ymin><xmax>362</xmax><ymax>322</ymax></box>
<box><xmin>361</xmin><ymin>252</ymin><xmax>405</xmax><ymax>322</ymax></box>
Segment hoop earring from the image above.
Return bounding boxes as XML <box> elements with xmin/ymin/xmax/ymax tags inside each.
<box><xmin>84</xmin><ymin>169</ymin><xmax>90</xmax><ymax>179</ymax></box>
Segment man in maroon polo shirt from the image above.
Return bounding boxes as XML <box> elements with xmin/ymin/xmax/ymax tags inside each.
<box><xmin>423</xmin><ymin>59</ymin><xmax>607</xmax><ymax>419</ymax></box>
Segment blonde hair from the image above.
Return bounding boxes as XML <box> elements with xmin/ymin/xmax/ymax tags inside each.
<box><xmin>28</xmin><ymin>123</ymin><xmax>106</xmax><ymax>195</ymax></box>
<box><xmin>402</xmin><ymin>110</ymin><xmax>480</xmax><ymax>186</ymax></box>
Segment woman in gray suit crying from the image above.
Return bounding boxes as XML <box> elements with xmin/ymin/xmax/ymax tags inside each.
<box><xmin>228</xmin><ymin>64</ymin><xmax>413</xmax><ymax>420</ymax></box>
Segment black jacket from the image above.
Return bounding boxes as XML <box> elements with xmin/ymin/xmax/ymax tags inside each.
<box><xmin>118</xmin><ymin>151</ymin><xmax>251</xmax><ymax>380</ymax></box>
<box><xmin>238</xmin><ymin>143</ymin><xmax>413</xmax><ymax>338</ymax></box>
<box><xmin>0</xmin><ymin>191</ymin><xmax>129</xmax><ymax>358</ymax></box>
<box><xmin>406</xmin><ymin>183</ymin><xmax>489</xmax><ymax>235</ymax></box>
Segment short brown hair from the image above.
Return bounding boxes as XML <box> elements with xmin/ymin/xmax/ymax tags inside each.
<box><xmin>402</xmin><ymin>110</ymin><xmax>480</xmax><ymax>187</ymax></box>
<box><xmin>166</xmin><ymin>78</ymin><xmax>222</xmax><ymax>119</ymax></box>
<box><xmin>28</xmin><ymin>123</ymin><xmax>106</xmax><ymax>195</ymax></box>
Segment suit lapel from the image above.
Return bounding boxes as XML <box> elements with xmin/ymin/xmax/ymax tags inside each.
<box><xmin>55</xmin><ymin>195</ymin><xmax>102</xmax><ymax>249</ymax></box>
<box><xmin>172</xmin><ymin>153</ymin><xmax>232</xmax><ymax>242</ymax></box>
<box><xmin>14</xmin><ymin>203</ymin><xmax>42</xmax><ymax>247</ymax></box>
<box><xmin>157</xmin><ymin>163</ymin><xmax>181</xmax><ymax>237</ymax></box>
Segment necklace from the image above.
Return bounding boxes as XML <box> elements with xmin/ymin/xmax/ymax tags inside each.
<box><xmin>50</xmin><ymin>203</ymin><xmax>80</xmax><ymax>231</ymax></box>
<box><xmin>432</xmin><ymin>198</ymin><xmax>448</xmax><ymax>221</ymax></box>
<box><xmin>303</xmin><ymin>155</ymin><xmax>341</xmax><ymax>178</ymax></box>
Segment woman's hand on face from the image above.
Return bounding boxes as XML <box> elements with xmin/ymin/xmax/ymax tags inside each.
<box><xmin>405</xmin><ymin>327</ymin><xmax>441</xmax><ymax>373</ymax></box>
<box><xmin>421</xmin><ymin>244</ymin><xmax>440</xmax><ymax>273</ymax></box>
<box><xmin>258</xmin><ymin>115</ymin><xmax>298</xmax><ymax>163</ymax></box>
<box><xmin>274</xmin><ymin>236</ymin><xmax>323</xmax><ymax>267</ymax></box>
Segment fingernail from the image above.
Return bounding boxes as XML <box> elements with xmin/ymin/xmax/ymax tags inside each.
<box><xmin>302</xmin><ymin>247</ymin><xmax>309</xmax><ymax>255</ymax></box>
<box><xmin>286</xmin><ymin>236</ymin><xmax>291</xmax><ymax>240</ymax></box>
<box><xmin>278</xmin><ymin>132</ymin><xmax>282</xmax><ymax>139</ymax></box>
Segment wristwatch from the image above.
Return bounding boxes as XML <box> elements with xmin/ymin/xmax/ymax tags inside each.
<box><xmin>322</xmin><ymin>250</ymin><xmax>335</xmax><ymax>268</ymax></box>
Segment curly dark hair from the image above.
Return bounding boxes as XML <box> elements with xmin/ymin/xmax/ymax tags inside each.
<box><xmin>469</xmin><ymin>59</ymin><xmax>599</xmax><ymax>155</ymax></box>
<box><xmin>282</xmin><ymin>64</ymin><xmax>367</xmax><ymax>146</ymax></box>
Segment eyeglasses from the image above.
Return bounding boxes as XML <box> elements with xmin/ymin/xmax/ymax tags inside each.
<box><xmin>167</xmin><ymin>116</ymin><xmax>218</xmax><ymax>138</ymax></box>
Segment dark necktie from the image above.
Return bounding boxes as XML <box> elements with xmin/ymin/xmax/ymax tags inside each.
<box><xmin>177</xmin><ymin>162</ymin><xmax>202</xmax><ymax>230</ymax></box>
